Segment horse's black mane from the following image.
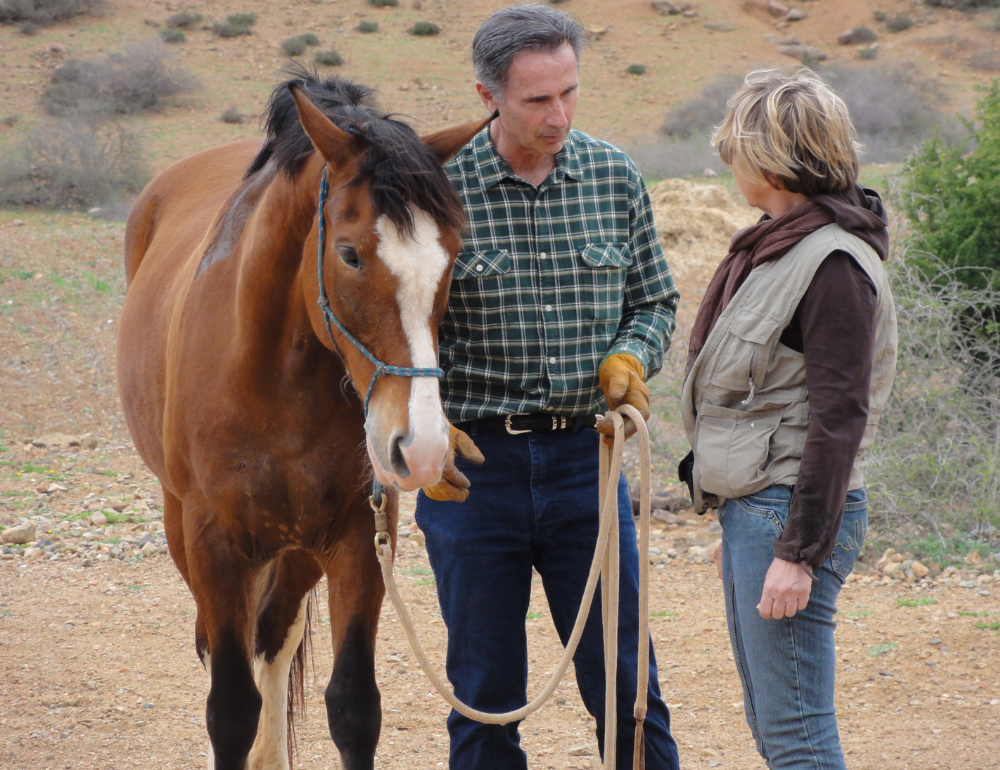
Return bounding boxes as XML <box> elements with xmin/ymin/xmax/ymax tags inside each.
<box><xmin>247</xmin><ymin>65</ymin><xmax>464</xmax><ymax>236</ymax></box>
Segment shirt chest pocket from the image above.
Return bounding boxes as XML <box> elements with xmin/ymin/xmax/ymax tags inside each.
<box><xmin>579</xmin><ymin>243</ymin><xmax>631</xmax><ymax>322</ymax></box>
<box><xmin>453</xmin><ymin>249</ymin><xmax>512</xmax><ymax>280</ymax></box>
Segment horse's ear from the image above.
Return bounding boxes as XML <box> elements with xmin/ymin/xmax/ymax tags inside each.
<box><xmin>421</xmin><ymin>111</ymin><xmax>498</xmax><ymax>163</ymax></box>
<box><xmin>289</xmin><ymin>84</ymin><xmax>359</xmax><ymax>168</ymax></box>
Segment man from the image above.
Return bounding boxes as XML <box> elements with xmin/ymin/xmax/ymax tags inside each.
<box><xmin>416</xmin><ymin>5</ymin><xmax>681</xmax><ymax>768</ymax></box>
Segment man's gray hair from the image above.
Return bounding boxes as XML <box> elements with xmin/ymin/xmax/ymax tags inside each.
<box><xmin>472</xmin><ymin>3</ymin><xmax>588</xmax><ymax>100</ymax></box>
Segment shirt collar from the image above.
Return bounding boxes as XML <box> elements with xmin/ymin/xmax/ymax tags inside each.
<box><xmin>472</xmin><ymin>128</ymin><xmax>583</xmax><ymax>190</ymax></box>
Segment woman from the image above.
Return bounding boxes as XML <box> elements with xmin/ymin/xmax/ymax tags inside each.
<box><xmin>679</xmin><ymin>70</ymin><xmax>897</xmax><ymax>768</ymax></box>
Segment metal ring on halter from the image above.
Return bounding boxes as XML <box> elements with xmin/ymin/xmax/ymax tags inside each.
<box><xmin>314</xmin><ymin>165</ymin><xmax>444</xmax><ymax>418</ymax></box>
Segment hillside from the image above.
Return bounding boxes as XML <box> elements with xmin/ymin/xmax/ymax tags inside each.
<box><xmin>0</xmin><ymin>0</ymin><xmax>997</xmax><ymax>176</ymax></box>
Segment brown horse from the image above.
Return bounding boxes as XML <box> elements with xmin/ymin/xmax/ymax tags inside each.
<box><xmin>116</xmin><ymin>70</ymin><xmax>490</xmax><ymax>770</ymax></box>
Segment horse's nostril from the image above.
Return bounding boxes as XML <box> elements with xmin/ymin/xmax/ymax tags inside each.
<box><xmin>389</xmin><ymin>433</ymin><xmax>411</xmax><ymax>479</ymax></box>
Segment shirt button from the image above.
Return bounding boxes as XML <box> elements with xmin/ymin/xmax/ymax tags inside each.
<box><xmin>545</xmin><ymin>304</ymin><xmax>553</xmax><ymax>311</ymax></box>
<box><xmin>475</xmin><ymin>264</ymin><xmax>484</xmax><ymax>272</ymax></box>
<box><xmin>539</xmin><ymin>252</ymin><xmax>547</xmax><ymax>259</ymax></box>
<box><xmin>548</xmin><ymin>357</ymin><xmax>556</xmax><ymax>364</ymax></box>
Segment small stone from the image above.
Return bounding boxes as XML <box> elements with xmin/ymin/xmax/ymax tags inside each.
<box><xmin>764</xmin><ymin>34</ymin><xmax>799</xmax><ymax>44</ymax></box>
<box><xmin>31</xmin><ymin>433</ymin><xmax>80</xmax><ymax>449</ymax></box>
<box><xmin>57</xmin><ymin>521</ymin><xmax>71</xmax><ymax>531</ymax></box>
<box><xmin>141</xmin><ymin>542</ymin><xmax>156</xmax><ymax>555</ymax></box>
<box><xmin>408</xmin><ymin>530</ymin><xmax>425</xmax><ymax>547</ymax></box>
<box><xmin>786</xmin><ymin>8</ymin><xmax>806</xmax><ymax>21</ymax></box>
<box><xmin>929</xmin><ymin>638</ymin><xmax>942</xmax><ymax>645</ymax></box>
<box><xmin>91</xmin><ymin>512</ymin><xmax>108</xmax><ymax>527</ymax></box>
<box><xmin>966</xmin><ymin>551</ymin><xmax>983</xmax><ymax>566</ymax></box>
<box><xmin>703</xmin><ymin>20</ymin><xmax>734</xmax><ymax>32</ymax></box>
<box><xmin>2</xmin><ymin>521</ymin><xmax>36</xmax><ymax>545</ymax></box>
<box><xmin>682</xmin><ymin>9</ymin><xmax>698</xmax><ymax>17</ymax></box>
<box><xmin>412</xmin><ymin>0</ymin><xmax>422</xmax><ymax>8</ymax></box>
<box><xmin>567</xmin><ymin>746</ymin><xmax>593</xmax><ymax>757</ymax></box>
<box><xmin>23</xmin><ymin>547</ymin><xmax>41</xmax><ymax>559</ymax></box>
<box><xmin>80</xmin><ymin>436</ymin><xmax>99</xmax><ymax>450</ymax></box>
<box><xmin>778</xmin><ymin>44</ymin><xmax>828</xmax><ymax>61</ymax></box>
<box><xmin>911</xmin><ymin>561</ymin><xmax>929</xmax><ymax>578</ymax></box>
<box><xmin>767</xmin><ymin>0</ymin><xmax>789</xmax><ymax>16</ymax></box>
<box><xmin>651</xmin><ymin>0</ymin><xmax>684</xmax><ymax>14</ymax></box>
<box><xmin>143</xmin><ymin>18</ymin><xmax>160</xmax><ymax>27</ymax></box>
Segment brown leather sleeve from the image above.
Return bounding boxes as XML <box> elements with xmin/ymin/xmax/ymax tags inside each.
<box><xmin>773</xmin><ymin>251</ymin><xmax>877</xmax><ymax>569</ymax></box>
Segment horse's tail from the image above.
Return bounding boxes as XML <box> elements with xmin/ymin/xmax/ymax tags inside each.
<box><xmin>286</xmin><ymin>589</ymin><xmax>317</xmax><ymax>766</ymax></box>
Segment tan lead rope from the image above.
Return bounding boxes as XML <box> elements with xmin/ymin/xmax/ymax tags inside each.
<box><xmin>373</xmin><ymin>405</ymin><xmax>652</xmax><ymax>769</ymax></box>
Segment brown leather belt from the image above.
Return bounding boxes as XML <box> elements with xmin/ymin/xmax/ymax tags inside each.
<box><xmin>455</xmin><ymin>413</ymin><xmax>601</xmax><ymax>436</ymax></box>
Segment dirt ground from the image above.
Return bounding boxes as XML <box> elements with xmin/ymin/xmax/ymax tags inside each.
<box><xmin>2</xmin><ymin>483</ymin><xmax>999</xmax><ymax>770</ymax></box>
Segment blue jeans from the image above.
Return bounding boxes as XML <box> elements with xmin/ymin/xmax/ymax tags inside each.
<box><xmin>719</xmin><ymin>485</ymin><xmax>867</xmax><ymax>770</ymax></box>
<box><xmin>415</xmin><ymin>425</ymin><xmax>679</xmax><ymax>770</ymax></box>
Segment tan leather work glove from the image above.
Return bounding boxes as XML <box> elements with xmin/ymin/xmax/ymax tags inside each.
<box><xmin>597</xmin><ymin>353</ymin><xmax>650</xmax><ymax>443</ymax></box>
<box><xmin>421</xmin><ymin>424</ymin><xmax>486</xmax><ymax>502</ymax></box>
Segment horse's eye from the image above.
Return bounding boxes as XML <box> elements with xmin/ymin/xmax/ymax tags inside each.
<box><xmin>338</xmin><ymin>245</ymin><xmax>360</xmax><ymax>269</ymax></box>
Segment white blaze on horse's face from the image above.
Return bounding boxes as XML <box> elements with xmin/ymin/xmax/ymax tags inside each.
<box><xmin>366</xmin><ymin>207</ymin><xmax>450</xmax><ymax>491</ymax></box>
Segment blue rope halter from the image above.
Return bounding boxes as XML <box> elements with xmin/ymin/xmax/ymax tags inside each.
<box><xmin>314</xmin><ymin>164</ymin><xmax>445</xmax><ymax>418</ymax></box>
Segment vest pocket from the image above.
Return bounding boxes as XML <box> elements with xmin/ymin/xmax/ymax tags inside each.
<box><xmin>694</xmin><ymin>404</ymin><xmax>783</xmax><ymax>499</ymax></box>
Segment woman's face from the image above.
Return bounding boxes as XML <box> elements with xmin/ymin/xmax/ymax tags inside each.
<box><xmin>730</xmin><ymin>157</ymin><xmax>809</xmax><ymax>219</ymax></box>
<box><xmin>731</xmin><ymin>157</ymin><xmax>773</xmax><ymax>210</ymax></box>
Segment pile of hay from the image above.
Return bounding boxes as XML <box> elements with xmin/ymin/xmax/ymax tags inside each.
<box><xmin>648</xmin><ymin>178</ymin><xmax>758</xmax><ymax>290</ymax></box>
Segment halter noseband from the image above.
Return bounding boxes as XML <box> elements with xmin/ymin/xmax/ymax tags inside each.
<box><xmin>314</xmin><ymin>164</ymin><xmax>445</xmax><ymax>417</ymax></box>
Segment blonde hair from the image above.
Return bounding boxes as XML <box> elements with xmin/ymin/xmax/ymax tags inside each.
<box><xmin>712</xmin><ymin>69</ymin><xmax>860</xmax><ymax>196</ymax></box>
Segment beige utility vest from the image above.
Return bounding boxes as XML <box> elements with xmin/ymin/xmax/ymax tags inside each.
<box><xmin>680</xmin><ymin>223</ymin><xmax>898</xmax><ymax>512</ymax></box>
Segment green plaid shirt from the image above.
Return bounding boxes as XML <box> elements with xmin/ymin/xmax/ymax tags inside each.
<box><xmin>440</xmin><ymin>128</ymin><xmax>679</xmax><ymax>421</ymax></box>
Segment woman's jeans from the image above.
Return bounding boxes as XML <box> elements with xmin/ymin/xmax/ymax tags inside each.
<box><xmin>415</xmin><ymin>425</ymin><xmax>679</xmax><ymax>770</ymax></box>
<box><xmin>719</xmin><ymin>485</ymin><xmax>867</xmax><ymax>770</ymax></box>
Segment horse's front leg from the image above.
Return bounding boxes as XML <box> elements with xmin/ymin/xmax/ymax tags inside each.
<box><xmin>187</xmin><ymin>505</ymin><xmax>263</xmax><ymax>770</ymax></box>
<box><xmin>320</xmin><ymin>494</ymin><xmax>397</xmax><ymax>770</ymax></box>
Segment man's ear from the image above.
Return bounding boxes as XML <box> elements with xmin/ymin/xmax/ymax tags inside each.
<box><xmin>475</xmin><ymin>81</ymin><xmax>500</xmax><ymax>114</ymax></box>
<box><xmin>421</xmin><ymin>111</ymin><xmax>498</xmax><ymax>163</ymax></box>
<box><xmin>289</xmin><ymin>83</ymin><xmax>363</xmax><ymax>169</ymax></box>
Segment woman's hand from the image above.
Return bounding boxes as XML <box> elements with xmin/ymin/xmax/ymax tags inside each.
<box><xmin>757</xmin><ymin>558</ymin><xmax>813</xmax><ymax>619</ymax></box>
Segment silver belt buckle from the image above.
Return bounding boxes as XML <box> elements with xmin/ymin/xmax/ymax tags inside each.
<box><xmin>505</xmin><ymin>414</ymin><xmax>531</xmax><ymax>435</ymax></box>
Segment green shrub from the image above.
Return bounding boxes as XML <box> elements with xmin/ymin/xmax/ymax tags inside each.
<box><xmin>0</xmin><ymin>0</ymin><xmax>102</xmax><ymax>26</ymax></box>
<box><xmin>626</xmin><ymin>64</ymin><xmax>647</xmax><ymax>75</ymax></box>
<box><xmin>885</xmin><ymin>15</ymin><xmax>913</xmax><ymax>32</ymax></box>
<box><xmin>19</xmin><ymin>20</ymin><xmax>39</xmax><ymax>34</ymax></box>
<box><xmin>367</xmin><ymin>0</ymin><xmax>397</xmax><ymax>6</ymax></box>
<box><xmin>40</xmin><ymin>39</ymin><xmax>198</xmax><ymax>117</ymax></box>
<box><xmin>867</xmin><ymin>254</ymin><xmax>1000</xmax><ymax>544</ymax></box>
<box><xmin>280</xmin><ymin>36</ymin><xmax>307</xmax><ymax>56</ymax></box>
<box><xmin>408</xmin><ymin>21</ymin><xmax>440</xmax><ymax>35</ymax></box>
<box><xmin>220</xmin><ymin>107</ymin><xmax>243</xmax><ymax>124</ymax></box>
<box><xmin>844</xmin><ymin>25</ymin><xmax>877</xmax><ymax>44</ymax></box>
<box><xmin>297</xmin><ymin>32</ymin><xmax>320</xmax><ymax>46</ymax></box>
<box><xmin>165</xmin><ymin>11</ymin><xmax>202</xmax><ymax>29</ymax></box>
<box><xmin>355</xmin><ymin>20</ymin><xmax>378</xmax><ymax>33</ymax></box>
<box><xmin>899</xmin><ymin>80</ymin><xmax>1000</xmax><ymax>291</ymax></box>
<box><xmin>213</xmin><ymin>13</ymin><xmax>255</xmax><ymax>38</ymax></box>
<box><xmin>0</xmin><ymin>118</ymin><xmax>148</xmax><ymax>209</ymax></box>
<box><xmin>314</xmin><ymin>49</ymin><xmax>344</xmax><ymax>66</ymax></box>
<box><xmin>159</xmin><ymin>28</ymin><xmax>185</xmax><ymax>43</ymax></box>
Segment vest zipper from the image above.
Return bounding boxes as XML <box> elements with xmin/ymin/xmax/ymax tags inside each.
<box><xmin>741</xmin><ymin>346</ymin><xmax>757</xmax><ymax>405</ymax></box>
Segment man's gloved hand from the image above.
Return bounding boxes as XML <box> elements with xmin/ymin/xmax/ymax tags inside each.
<box><xmin>421</xmin><ymin>424</ymin><xmax>486</xmax><ymax>502</ymax></box>
<box><xmin>597</xmin><ymin>353</ymin><xmax>650</xmax><ymax>442</ymax></box>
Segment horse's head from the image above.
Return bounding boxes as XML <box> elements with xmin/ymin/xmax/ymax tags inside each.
<box><xmin>287</xmin><ymin>81</ymin><xmax>489</xmax><ymax>492</ymax></box>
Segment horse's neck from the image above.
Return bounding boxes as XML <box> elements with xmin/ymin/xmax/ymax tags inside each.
<box><xmin>232</xmin><ymin>161</ymin><xmax>320</xmax><ymax>364</ymax></box>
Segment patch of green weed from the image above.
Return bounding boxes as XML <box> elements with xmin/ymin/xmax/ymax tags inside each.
<box><xmin>413</xmin><ymin>577</ymin><xmax>436</xmax><ymax>586</ymax></box>
<box><xmin>974</xmin><ymin>621</ymin><xmax>1000</xmax><ymax>630</ymax></box>
<box><xmin>650</xmin><ymin>611</ymin><xmax>676</xmax><ymax>617</ymax></box>
<box><xmin>866</xmin><ymin>642</ymin><xmax>899</xmax><ymax>656</ymax></box>
<box><xmin>896</xmin><ymin>597</ymin><xmax>938</xmax><ymax>607</ymax></box>
<box><xmin>526</xmin><ymin>611</ymin><xmax>544</xmax><ymax>620</ymax></box>
<box><xmin>403</xmin><ymin>566</ymin><xmax>432</xmax><ymax>575</ymax></box>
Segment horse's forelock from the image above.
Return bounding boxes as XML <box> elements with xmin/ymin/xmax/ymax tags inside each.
<box><xmin>247</xmin><ymin>67</ymin><xmax>464</xmax><ymax>237</ymax></box>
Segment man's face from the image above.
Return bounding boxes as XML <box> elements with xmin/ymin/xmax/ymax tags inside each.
<box><xmin>479</xmin><ymin>43</ymin><xmax>579</xmax><ymax>157</ymax></box>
